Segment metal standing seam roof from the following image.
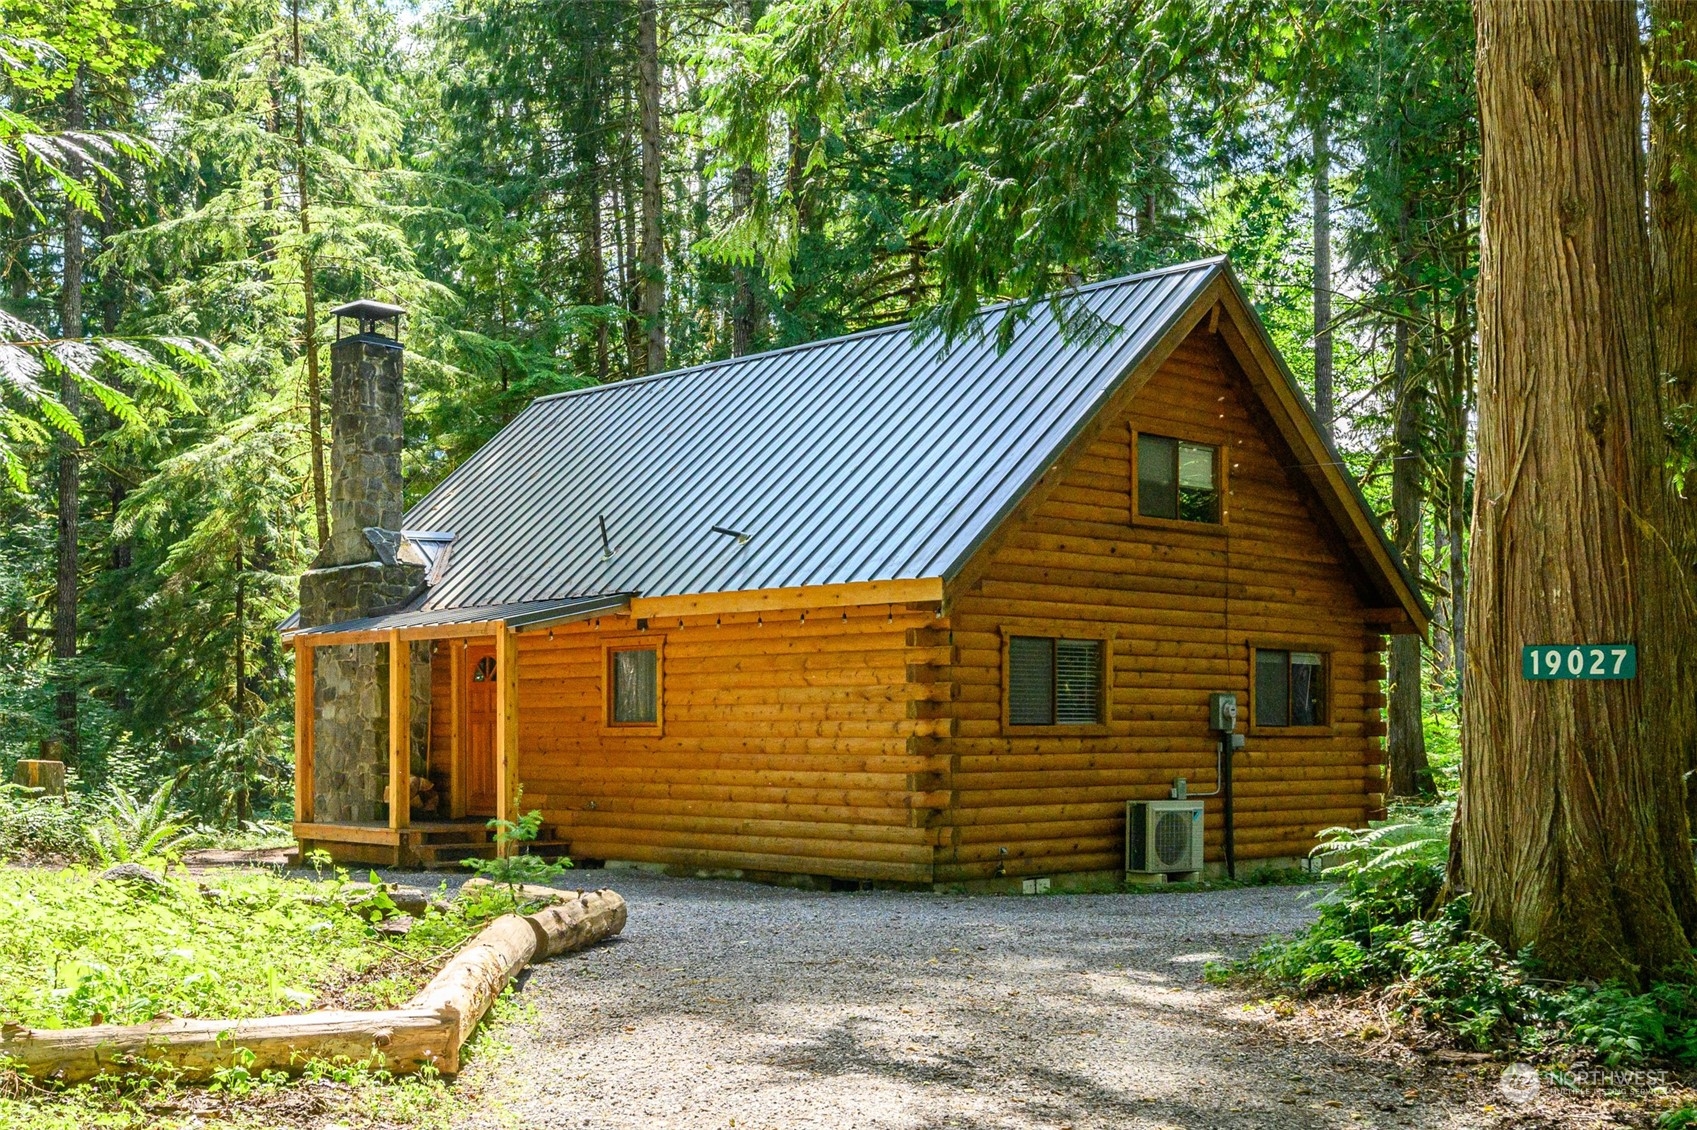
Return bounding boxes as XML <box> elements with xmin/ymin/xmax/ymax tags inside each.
<box><xmin>284</xmin><ymin>594</ymin><xmax>634</xmax><ymax>638</ymax></box>
<box><xmin>401</xmin><ymin>259</ymin><xmax>1225</xmax><ymax>611</ymax></box>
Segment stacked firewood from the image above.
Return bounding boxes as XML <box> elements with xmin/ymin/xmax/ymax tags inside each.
<box><xmin>382</xmin><ymin>774</ymin><xmax>440</xmax><ymax>817</ymax></box>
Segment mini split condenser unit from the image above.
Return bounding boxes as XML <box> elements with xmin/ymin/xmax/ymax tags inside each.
<box><xmin>1126</xmin><ymin>800</ymin><xmax>1206</xmax><ymax>875</ymax></box>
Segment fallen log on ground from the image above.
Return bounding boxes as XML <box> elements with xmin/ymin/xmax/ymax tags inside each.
<box><xmin>409</xmin><ymin>913</ymin><xmax>536</xmax><ymax>1054</ymax></box>
<box><xmin>0</xmin><ymin>886</ymin><xmax>626</xmax><ymax>1082</ymax></box>
<box><xmin>0</xmin><ymin>1007</ymin><xmax>456</xmax><ymax>1085</ymax></box>
<box><xmin>524</xmin><ymin>889</ymin><xmax>628</xmax><ymax>959</ymax></box>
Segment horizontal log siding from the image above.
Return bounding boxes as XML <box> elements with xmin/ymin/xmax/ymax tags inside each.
<box><xmin>935</xmin><ymin>327</ymin><xmax>1385</xmax><ymax>881</ymax></box>
<box><xmin>431</xmin><ymin>604</ymin><xmax>945</xmax><ymax>883</ymax></box>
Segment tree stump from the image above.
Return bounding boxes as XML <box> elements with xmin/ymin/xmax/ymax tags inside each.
<box><xmin>11</xmin><ymin>760</ymin><xmax>66</xmax><ymax>796</ymax></box>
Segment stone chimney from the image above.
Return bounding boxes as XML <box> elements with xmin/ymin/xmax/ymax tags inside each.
<box><xmin>298</xmin><ymin>301</ymin><xmax>427</xmax><ymax>824</ymax></box>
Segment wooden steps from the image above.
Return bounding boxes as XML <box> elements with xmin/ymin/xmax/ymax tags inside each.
<box><xmin>297</xmin><ymin>819</ymin><xmax>571</xmax><ymax>869</ymax></box>
<box><xmin>411</xmin><ymin>823</ymin><xmax>572</xmax><ymax>868</ymax></box>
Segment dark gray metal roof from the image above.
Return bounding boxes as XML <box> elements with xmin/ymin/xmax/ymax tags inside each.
<box><xmin>405</xmin><ymin>259</ymin><xmax>1224</xmax><ymax>610</ymax></box>
<box><xmin>284</xmin><ymin>594</ymin><xmax>632</xmax><ymax>639</ymax></box>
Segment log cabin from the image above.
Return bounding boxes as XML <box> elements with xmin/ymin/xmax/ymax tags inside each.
<box><xmin>284</xmin><ymin>259</ymin><xmax>1426</xmax><ymax>887</ymax></box>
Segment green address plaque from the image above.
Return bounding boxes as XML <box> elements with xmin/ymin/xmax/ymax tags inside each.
<box><xmin>1522</xmin><ymin>644</ymin><xmax>1637</xmax><ymax>681</ymax></box>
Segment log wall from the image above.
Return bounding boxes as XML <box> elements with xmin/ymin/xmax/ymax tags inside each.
<box><xmin>932</xmin><ymin>325</ymin><xmax>1387</xmax><ymax>881</ymax></box>
<box><xmin>429</xmin><ymin>604</ymin><xmax>947</xmax><ymax>883</ymax></box>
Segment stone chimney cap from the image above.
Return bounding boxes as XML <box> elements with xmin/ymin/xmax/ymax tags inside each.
<box><xmin>330</xmin><ymin>299</ymin><xmax>405</xmax><ymax>341</ymax></box>
<box><xmin>329</xmin><ymin>299</ymin><xmax>405</xmax><ymax>320</ymax></box>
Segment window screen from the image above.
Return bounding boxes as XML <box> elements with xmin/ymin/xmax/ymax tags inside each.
<box><xmin>610</xmin><ymin>648</ymin><xmax>658</xmax><ymax>724</ymax></box>
<box><xmin>1255</xmin><ymin>649</ymin><xmax>1289</xmax><ymax>727</ymax></box>
<box><xmin>1008</xmin><ymin>635</ymin><xmax>1102</xmax><ymax>725</ymax></box>
<box><xmin>1255</xmin><ymin>649</ymin><xmax>1326</xmax><ymax>727</ymax></box>
<box><xmin>1137</xmin><ymin>434</ymin><xmax>1178</xmax><ymax>519</ymax></box>
<box><xmin>1137</xmin><ymin>433</ymin><xmax>1218</xmax><ymax>522</ymax></box>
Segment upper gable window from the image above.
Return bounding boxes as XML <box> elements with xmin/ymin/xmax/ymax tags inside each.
<box><xmin>1137</xmin><ymin>433</ymin><xmax>1220</xmax><ymax>523</ymax></box>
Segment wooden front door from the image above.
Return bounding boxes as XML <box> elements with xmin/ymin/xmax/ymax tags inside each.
<box><xmin>463</xmin><ymin>644</ymin><xmax>498</xmax><ymax>815</ymax></box>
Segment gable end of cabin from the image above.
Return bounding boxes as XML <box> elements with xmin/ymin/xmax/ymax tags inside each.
<box><xmin>928</xmin><ymin>320</ymin><xmax>1390</xmax><ymax>886</ymax></box>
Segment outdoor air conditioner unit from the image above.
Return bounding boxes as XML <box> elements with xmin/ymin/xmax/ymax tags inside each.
<box><xmin>1126</xmin><ymin>799</ymin><xmax>1206</xmax><ymax>875</ymax></box>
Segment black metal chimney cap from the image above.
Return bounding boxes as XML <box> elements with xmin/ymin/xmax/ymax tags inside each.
<box><xmin>329</xmin><ymin>299</ymin><xmax>405</xmax><ymax>341</ymax></box>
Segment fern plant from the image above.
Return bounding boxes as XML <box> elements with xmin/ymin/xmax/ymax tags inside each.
<box><xmin>86</xmin><ymin>778</ymin><xmax>198</xmax><ymax>867</ymax></box>
<box><xmin>1312</xmin><ymin>801</ymin><xmax>1454</xmax><ymax>882</ymax></box>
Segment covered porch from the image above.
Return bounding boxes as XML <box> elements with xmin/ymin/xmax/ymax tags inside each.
<box><xmin>287</xmin><ymin>596</ymin><xmax>627</xmax><ymax>867</ymax></box>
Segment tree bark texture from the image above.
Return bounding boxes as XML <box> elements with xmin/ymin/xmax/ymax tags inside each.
<box><xmin>1312</xmin><ymin>114</ymin><xmax>1333</xmax><ymax>437</ymax></box>
<box><xmin>1650</xmin><ymin>0</ymin><xmax>1697</xmax><ymax>827</ymax></box>
<box><xmin>1463</xmin><ymin>0</ymin><xmax>1697</xmax><ymax>984</ymax></box>
<box><xmin>54</xmin><ymin>68</ymin><xmax>85</xmax><ymax>770</ymax></box>
<box><xmin>1447</xmin><ymin>286</ymin><xmax>1471</xmax><ymax>695</ymax></box>
<box><xmin>637</xmin><ymin>0</ymin><xmax>666</xmax><ymax>375</ymax></box>
<box><xmin>731</xmin><ymin>160</ymin><xmax>756</xmax><ymax>356</ymax></box>
<box><xmin>1388</xmin><ymin>311</ymin><xmax>1432</xmax><ymax>797</ymax></box>
<box><xmin>728</xmin><ymin>0</ymin><xmax>761</xmax><ymax>357</ymax></box>
<box><xmin>1652</xmin><ymin>0</ymin><xmax>1697</xmax><ymax>409</ymax></box>
<box><xmin>588</xmin><ymin>162</ymin><xmax>610</xmax><ymax>381</ymax></box>
<box><xmin>295</xmin><ymin>0</ymin><xmax>329</xmax><ymax>547</ymax></box>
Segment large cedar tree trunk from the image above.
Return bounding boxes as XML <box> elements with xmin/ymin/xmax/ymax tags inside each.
<box><xmin>637</xmin><ymin>0</ymin><xmax>665</xmax><ymax>375</ymax></box>
<box><xmin>1462</xmin><ymin>0</ymin><xmax>1697</xmax><ymax>984</ymax></box>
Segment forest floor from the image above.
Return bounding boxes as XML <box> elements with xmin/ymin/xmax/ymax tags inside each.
<box><xmin>430</xmin><ymin>868</ymin><xmax>1687</xmax><ymax>1130</ymax></box>
<box><xmin>4</xmin><ymin>866</ymin><xmax>1685</xmax><ymax>1129</ymax></box>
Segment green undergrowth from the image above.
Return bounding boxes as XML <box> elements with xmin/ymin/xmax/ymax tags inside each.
<box><xmin>0</xmin><ymin>865</ymin><xmax>530</xmax><ymax>1028</ymax></box>
<box><xmin>0</xmin><ymin>1057</ymin><xmax>472</xmax><ymax>1129</ymax></box>
<box><xmin>0</xmin><ymin>781</ymin><xmax>293</xmax><ymax>867</ymax></box>
<box><xmin>1213</xmin><ymin>806</ymin><xmax>1697</xmax><ymax>1067</ymax></box>
<box><xmin>0</xmin><ymin>982</ymin><xmax>531</xmax><ymax>1129</ymax></box>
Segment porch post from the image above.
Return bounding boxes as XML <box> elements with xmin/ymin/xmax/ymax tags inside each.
<box><xmin>494</xmin><ymin>621</ymin><xmax>517</xmax><ymax>856</ymax></box>
<box><xmin>293</xmin><ymin>638</ymin><xmax>315</xmax><ymax>824</ymax></box>
<box><xmin>388</xmin><ymin>629</ymin><xmax>410</xmax><ymax>833</ymax></box>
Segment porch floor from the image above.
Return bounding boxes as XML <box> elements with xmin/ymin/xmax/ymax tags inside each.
<box><xmin>293</xmin><ymin>818</ymin><xmax>570</xmax><ymax>869</ymax></box>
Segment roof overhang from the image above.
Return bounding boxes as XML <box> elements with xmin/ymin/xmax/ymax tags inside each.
<box><xmin>282</xmin><ymin>594</ymin><xmax>633</xmax><ymax>647</ymax></box>
<box><xmin>1207</xmin><ymin>270</ymin><xmax>1432</xmax><ymax>636</ymax></box>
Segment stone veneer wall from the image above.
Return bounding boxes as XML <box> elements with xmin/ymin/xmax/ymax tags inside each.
<box><xmin>297</xmin><ymin>332</ymin><xmax>427</xmax><ymax>825</ymax></box>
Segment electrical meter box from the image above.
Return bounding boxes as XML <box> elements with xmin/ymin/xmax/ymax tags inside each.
<box><xmin>1208</xmin><ymin>692</ymin><xmax>1238</xmax><ymax>733</ymax></box>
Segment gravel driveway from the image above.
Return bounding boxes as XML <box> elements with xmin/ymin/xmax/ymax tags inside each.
<box><xmin>382</xmin><ymin>868</ymin><xmax>1482</xmax><ymax>1130</ymax></box>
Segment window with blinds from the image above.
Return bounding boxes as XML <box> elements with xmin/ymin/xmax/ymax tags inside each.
<box><xmin>1008</xmin><ymin>635</ymin><xmax>1103</xmax><ymax>725</ymax></box>
<box><xmin>610</xmin><ymin>647</ymin><xmax>659</xmax><ymax>724</ymax></box>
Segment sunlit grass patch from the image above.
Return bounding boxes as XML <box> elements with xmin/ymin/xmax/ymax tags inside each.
<box><xmin>0</xmin><ymin>866</ymin><xmax>514</xmax><ymax>1028</ymax></box>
